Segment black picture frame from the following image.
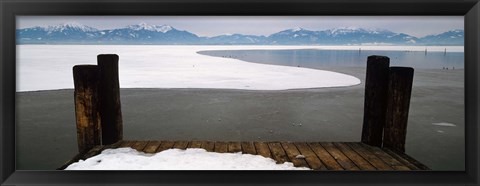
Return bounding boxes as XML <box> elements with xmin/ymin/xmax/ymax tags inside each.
<box><xmin>1</xmin><ymin>0</ymin><xmax>479</xmax><ymax>185</ymax></box>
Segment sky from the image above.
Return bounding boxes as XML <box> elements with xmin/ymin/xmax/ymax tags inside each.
<box><xmin>17</xmin><ymin>16</ymin><xmax>463</xmax><ymax>37</ymax></box>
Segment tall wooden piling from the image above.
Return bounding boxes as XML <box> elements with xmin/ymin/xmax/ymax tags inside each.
<box><xmin>361</xmin><ymin>55</ymin><xmax>390</xmax><ymax>147</ymax></box>
<box><xmin>97</xmin><ymin>54</ymin><xmax>123</xmax><ymax>145</ymax></box>
<box><xmin>383</xmin><ymin>67</ymin><xmax>414</xmax><ymax>153</ymax></box>
<box><xmin>73</xmin><ymin>65</ymin><xmax>101</xmax><ymax>153</ymax></box>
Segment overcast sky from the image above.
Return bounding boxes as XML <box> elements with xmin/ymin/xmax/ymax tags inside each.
<box><xmin>17</xmin><ymin>16</ymin><xmax>463</xmax><ymax>37</ymax></box>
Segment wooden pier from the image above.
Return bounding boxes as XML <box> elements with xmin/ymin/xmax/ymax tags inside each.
<box><xmin>59</xmin><ymin>140</ymin><xmax>428</xmax><ymax>170</ymax></box>
<box><xmin>60</xmin><ymin>54</ymin><xmax>428</xmax><ymax>170</ymax></box>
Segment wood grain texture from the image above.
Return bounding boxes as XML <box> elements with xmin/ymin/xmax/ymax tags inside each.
<box><xmin>202</xmin><ymin>141</ymin><xmax>215</xmax><ymax>152</ymax></box>
<box><xmin>60</xmin><ymin>141</ymin><xmax>429</xmax><ymax>170</ymax></box>
<box><xmin>294</xmin><ymin>142</ymin><xmax>327</xmax><ymax>170</ymax></box>
<box><xmin>308</xmin><ymin>142</ymin><xmax>344</xmax><ymax>170</ymax></box>
<box><xmin>384</xmin><ymin>67</ymin><xmax>414</xmax><ymax>153</ymax></box>
<box><xmin>268</xmin><ymin>142</ymin><xmax>289</xmax><ymax>164</ymax></box>
<box><xmin>384</xmin><ymin>148</ymin><xmax>430</xmax><ymax>170</ymax></box>
<box><xmin>241</xmin><ymin>142</ymin><xmax>256</xmax><ymax>155</ymax></box>
<box><xmin>228</xmin><ymin>142</ymin><xmax>242</xmax><ymax>153</ymax></box>
<box><xmin>143</xmin><ymin>141</ymin><xmax>162</xmax><ymax>153</ymax></box>
<box><xmin>347</xmin><ymin>142</ymin><xmax>393</xmax><ymax>170</ymax></box>
<box><xmin>254</xmin><ymin>142</ymin><xmax>272</xmax><ymax>158</ymax></box>
<box><xmin>280</xmin><ymin>142</ymin><xmax>309</xmax><ymax>168</ymax></box>
<box><xmin>187</xmin><ymin>141</ymin><xmax>203</xmax><ymax>148</ymax></box>
<box><xmin>214</xmin><ymin>142</ymin><xmax>228</xmax><ymax>153</ymax></box>
<box><xmin>319</xmin><ymin>142</ymin><xmax>359</xmax><ymax>170</ymax></box>
<box><xmin>156</xmin><ymin>141</ymin><xmax>175</xmax><ymax>152</ymax></box>
<box><xmin>173</xmin><ymin>141</ymin><xmax>189</xmax><ymax>149</ymax></box>
<box><xmin>357</xmin><ymin>143</ymin><xmax>410</xmax><ymax>170</ymax></box>
<box><xmin>362</xmin><ymin>55</ymin><xmax>390</xmax><ymax>147</ymax></box>
<box><xmin>132</xmin><ymin>141</ymin><xmax>149</xmax><ymax>151</ymax></box>
<box><xmin>333</xmin><ymin>142</ymin><xmax>375</xmax><ymax>170</ymax></box>
<box><xmin>119</xmin><ymin>140</ymin><xmax>135</xmax><ymax>148</ymax></box>
<box><xmin>73</xmin><ymin>65</ymin><xmax>101</xmax><ymax>153</ymax></box>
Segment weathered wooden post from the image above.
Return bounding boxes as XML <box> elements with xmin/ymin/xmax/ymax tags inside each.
<box><xmin>361</xmin><ymin>55</ymin><xmax>390</xmax><ymax>147</ymax></box>
<box><xmin>73</xmin><ymin>65</ymin><xmax>101</xmax><ymax>153</ymax></box>
<box><xmin>97</xmin><ymin>54</ymin><xmax>123</xmax><ymax>145</ymax></box>
<box><xmin>383</xmin><ymin>67</ymin><xmax>414</xmax><ymax>153</ymax></box>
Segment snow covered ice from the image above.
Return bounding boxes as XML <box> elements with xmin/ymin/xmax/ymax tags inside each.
<box><xmin>432</xmin><ymin>122</ymin><xmax>457</xmax><ymax>127</ymax></box>
<box><xmin>64</xmin><ymin>147</ymin><xmax>310</xmax><ymax>170</ymax></box>
<box><xmin>17</xmin><ymin>45</ymin><xmax>366</xmax><ymax>92</ymax></box>
<box><xmin>17</xmin><ymin>45</ymin><xmax>463</xmax><ymax>92</ymax></box>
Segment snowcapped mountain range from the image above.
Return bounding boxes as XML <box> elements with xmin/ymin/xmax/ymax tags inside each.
<box><xmin>17</xmin><ymin>22</ymin><xmax>464</xmax><ymax>45</ymax></box>
<box><xmin>419</xmin><ymin>29</ymin><xmax>464</xmax><ymax>46</ymax></box>
<box><xmin>126</xmin><ymin>22</ymin><xmax>173</xmax><ymax>33</ymax></box>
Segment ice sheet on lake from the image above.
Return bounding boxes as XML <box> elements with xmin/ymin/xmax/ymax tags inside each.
<box><xmin>432</xmin><ymin>122</ymin><xmax>457</xmax><ymax>127</ymax></box>
<box><xmin>17</xmin><ymin>45</ymin><xmax>368</xmax><ymax>92</ymax></box>
<box><xmin>64</xmin><ymin>147</ymin><xmax>310</xmax><ymax>170</ymax></box>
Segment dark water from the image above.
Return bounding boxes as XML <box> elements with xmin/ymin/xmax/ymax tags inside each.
<box><xmin>198</xmin><ymin>49</ymin><xmax>464</xmax><ymax>69</ymax></box>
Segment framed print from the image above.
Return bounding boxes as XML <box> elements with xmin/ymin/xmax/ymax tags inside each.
<box><xmin>1</xmin><ymin>0</ymin><xmax>479</xmax><ymax>185</ymax></box>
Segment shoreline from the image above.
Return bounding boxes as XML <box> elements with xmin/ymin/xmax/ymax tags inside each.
<box><xmin>18</xmin><ymin>44</ymin><xmax>465</xmax><ymax>52</ymax></box>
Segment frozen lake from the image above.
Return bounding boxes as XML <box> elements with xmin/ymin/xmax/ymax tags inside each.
<box><xmin>198</xmin><ymin>48</ymin><xmax>464</xmax><ymax>69</ymax></box>
<box><xmin>17</xmin><ymin>45</ymin><xmax>366</xmax><ymax>92</ymax></box>
<box><xmin>16</xmin><ymin>45</ymin><xmax>464</xmax><ymax>171</ymax></box>
<box><xmin>16</xmin><ymin>45</ymin><xmax>463</xmax><ymax>92</ymax></box>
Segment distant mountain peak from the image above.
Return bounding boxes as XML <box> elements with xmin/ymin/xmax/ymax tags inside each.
<box><xmin>327</xmin><ymin>26</ymin><xmax>364</xmax><ymax>33</ymax></box>
<box><xmin>447</xmin><ymin>29</ymin><xmax>464</xmax><ymax>33</ymax></box>
<box><xmin>333</xmin><ymin>26</ymin><xmax>364</xmax><ymax>31</ymax></box>
<box><xmin>60</xmin><ymin>22</ymin><xmax>85</xmax><ymax>27</ymax></box>
<box><xmin>127</xmin><ymin>23</ymin><xmax>174</xmax><ymax>33</ymax></box>
<box><xmin>424</xmin><ymin>29</ymin><xmax>464</xmax><ymax>37</ymax></box>
<box><xmin>325</xmin><ymin>27</ymin><xmax>398</xmax><ymax>37</ymax></box>
<box><xmin>291</xmin><ymin>27</ymin><xmax>305</xmax><ymax>32</ymax></box>
<box><xmin>46</xmin><ymin>22</ymin><xmax>98</xmax><ymax>32</ymax></box>
<box><xmin>338</xmin><ymin>26</ymin><xmax>361</xmax><ymax>30</ymax></box>
<box><xmin>365</xmin><ymin>28</ymin><xmax>394</xmax><ymax>33</ymax></box>
<box><xmin>272</xmin><ymin>27</ymin><xmax>310</xmax><ymax>36</ymax></box>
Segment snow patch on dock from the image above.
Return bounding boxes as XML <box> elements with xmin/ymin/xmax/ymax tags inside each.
<box><xmin>64</xmin><ymin>147</ymin><xmax>310</xmax><ymax>170</ymax></box>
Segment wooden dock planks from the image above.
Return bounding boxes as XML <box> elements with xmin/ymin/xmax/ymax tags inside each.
<box><xmin>280</xmin><ymin>142</ymin><xmax>310</xmax><ymax>168</ymax></box>
<box><xmin>59</xmin><ymin>141</ymin><xmax>429</xmax><ymax>170</ymax></box>
<box><xmin>241</xmin><ymin>142</ymin><xmax>256</xmax><ymax>155</ymax></box>
<box><xmin>319</xmin><ymin>142</ymin><xmax>360</xmax><ymax>170</ymax></box>
<box><xmin>333</xmin><ymin>142</ymin><xmax>376</xmax><ymax>170</ymax></box>
<box><xmin>294</xmin><ymin>142</ymin><xmax>327</xmax><ymax>170</ymax></box>
<box><xmin>214</xmin><ymin>141</ymin><xmax>228</xmax><ymax>153</ymax></box>
<box><xmin>201</xmin><ymin>141</ymin><xmax>215</xmax><ymax>152</ymax></box>
<box><xmin>173</xmin><ymin>141</ymin><xmax>189</xmax><ymax>150</ymax></box>
<box><xmin>268</xmin><ymin>142</ymin><xmax>289</xmax><ymax>164</ymax></box>
<box><xmin>228</xmin><ymin>142</ymin><xmax>242</xmax><ymax>153</ymax></box>
<box><xmin>156</xmin><ymin>141</ymin><xmax>175</xmax><ymax>152</ymax></box>
<box><xmin>347</xmin><ymin>142</ymin><xmax>394</xmax><ymax>170</ymax></box>
<box><xmin>187</xmin><ymin>141</ymin><xmax>203</xmax><ymax>148</ymax></box>
<box><xmin>307</xmin><ymin>142</ymin><xmax>344</xmax><ymax>170</ymax></box>
<box><xmin>131</xmin><ymin>141</ymin><xmax>149</xmax><ymax>151</ymax></box>
<box><xmin>254</xmin><ymin>142</ymin><xmax>272</xmax><ymax>158</ymax></box>
<box><xmin>143</xmin><ymin>141</ymin><xmax>161</xmax><ymax>153</ymax></box>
